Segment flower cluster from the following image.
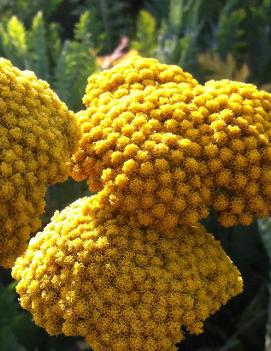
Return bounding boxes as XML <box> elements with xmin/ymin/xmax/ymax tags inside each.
<box><xmin>11</xmin><ymin>56</ymin><xmax>246</xmax><ymax>351</ymax></box>
<box><xmin>71</xmin><ymin>57</ymin><xmax>271</xmax><ymax>227</ymax></box>
<box><xmin>192</xmin><ymin>80</ymin><xmax>271</xmax><ymax>226</ymax></box>
<box><xmin>71</xmin><ymin>57</ymin><xmax>208</xmax><ymax>229</ymax></box>
<box><xmin>0</xmin><ymin>58</ymin><xmax>79</xmax><ymax>268</ymax></box>
<box><xmin>12</xmin><ymin>195</ymin><xmax>242</xmax><ymax>351</ymax></box>
<box><xmin>83</xmin><ymin>56</ymin><xmax>198</xmax><ymax>107</ymax></box>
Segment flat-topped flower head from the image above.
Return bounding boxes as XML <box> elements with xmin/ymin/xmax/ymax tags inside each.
<box><xmin>12</xmin><ymin>195</ymin><xmax>242</xmax><ymax>351</ymax></box>
<box><xmin>0</xmin><ymin>58</ymin><xmax>79</xmax><ymax>267</ymax></box>
<box><xmin>71</xmin><ymin>56</ymin><xmax>271</xmax><ymax>227</ymax></box>
<box><xmin>191</xmin><ymin>79</ymin><xmax>271</xmax><ymax>226</ymax></box>
<box><xmin>83</xmin><ymin>56</ymin><xmax>198</xmax><ymax>107</ymax></box>
<box><xmin>71</xmin><ymin>58</ymin><xmax>212</xmax><ymax>229</ymax></box>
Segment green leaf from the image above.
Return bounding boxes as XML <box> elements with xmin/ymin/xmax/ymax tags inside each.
<box><xmin>220</xmin><ymin>338</ymin><xmax>244</xmax><ymax>351</ymax></box>
<box><xmin>0</xmin><ymin>16</ymin><xmax>28</xmax><ymax>68</ymax></box>
<box><xmin>144</xmin><ymin>0</ymin><xmax>170</xmax><ymax>24</ymax></box>
<box><xmin>216</xmin><ymin>6</ymin><xmax>246</xmax><ymax>58</ymax></box>
<box><xmin>7</xmin><ymin>16</ymin><xmax>27</xmax><ymax>53</ymax></box>
<box><xmin>132</xmin><ymin>10</ymin><xmax>156</xmax><ymax>57</ymax></box>
<box><xmin>168</xmin><ymin>0</ymin><xmax>184</xmax><ymax>32</ymax></box>
<box><xmin>54</xmin><ymin>39</ymin><xmax>96</xmax><ymax>111</ymax></box>
<box><xmin>53</xmin><ymin>9</ymin><xmax>97</xmax><ymax>110</ymax></box>
<box><xmin>47</xmin><ymin>22</ymin><xmax>62</xmax><ymax>67</ymax></box>
<box><xmin>152</xmin><ymin>0</ymin><xmax>203</xmax><ymax>66</ymax></box>
<box><xmin>0</xmin><ymin>0</ymin><xmax>64</xmax><ymax>24</ymax></box>
<box><xmin>74</xmin><ymin>11</ymin><xmax>92</xmax><ymax>44</ymax></box>
<box><xmin>28</xmin><ymin>11</ymin><xmax>49</xmax><ymax>80</ymax></box>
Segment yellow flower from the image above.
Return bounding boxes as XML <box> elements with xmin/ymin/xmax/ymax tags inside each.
<box><xmin>72</xmin><ymin>57</ymin><xmax>271</xmax><ymax>228</ymax></box>
<box><xmin>70</xmin><ymin>58</ymin><xmax>210</xmax><ymax>229</ymax></box>
<box><xmin>0</xmin><ymin>58</ymin><xmax>79</xmax><ymax>268</ymax></box>
<box><xmin>194</xmin><ymin>79</ymin><xmax>271</xmax><ymax>226</ymax></box>
<box><xmin>13</xmin><ymin>195</ymin><xmax>242</xmax><ymax>351</ymax></box>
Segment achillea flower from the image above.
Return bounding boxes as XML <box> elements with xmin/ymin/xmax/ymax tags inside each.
<box><xmin>12</xmin><ymin>195</ymin><xmax>243</xmax><ymax>351</ymax></box>
<box><xmin>71</xmin><ymin>57</ymin><xmax>271</xmax><ymax>227</ymax></box>
<box><xmin>191</xmin><ymin>80</ymin><xmax>271</xmax><ymax>226</ymax></box>
<box><xmin>0</xmin><ymin>58</ymin><xmax>79</xmax><ymax>268</ymax></box>
<box><xmin>70</xmin><ymin>57</ymin><xmax>210</xmax><ymax>229</ymax></box>
<box><xmin>83</xmin><ymin>56</ymin><xmax>197</xmax><ymax>106</ymax></box>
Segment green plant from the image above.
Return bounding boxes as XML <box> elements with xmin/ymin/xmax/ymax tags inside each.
<box><xmin>0</xmin><ymin>11</ymin><xmax>96</xmax><ymax>111</ymax></box>
<box><xmin>133</xmin><ymin>0</ymin><xmax>204</xmax><ymax>69</ymax></box>
<box><xmin>132</xmin><ymin>10</ymin><xmax>156</xmax><ymax>57</ymax></box>
<box><xmin>0</xmin><ymin>0</ymin><xmax>63</xmax><ymax>24</ymax></box>
<box><xmin>197</xmin><ymin>53</ymin><xmax>249</xmax><ymax>82</ymax></box>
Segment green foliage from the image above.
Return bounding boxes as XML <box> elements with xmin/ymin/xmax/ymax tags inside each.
<box><xmin>0</xmin><ymin>16</ymin><xmax>28</xmax><ymax>67</ymax></box>
<box><xmin>0</xmin><ymin>281</ymin><xmax>88</xmax><ymax>351</ymax></box>
<box><xmin>44</xmin><ymin>179</ymin><xmax>89</xmax><ymax>226</ymax></box>
<box><xmin>197</xmin><ymin>53</ymin><xmax>249</xmax><ymax>82</ymax></box>
<box><xmin>144</xmin><ymin>0</ymin><xmax>170</xmax><ymax>24</ymax></box>
<box><xmin>0</xmin><ymin>283</ymin><xmax>44</xmax><ymax>351</ymax></box>
<box><xmin>132</xmin><ymin>0</ymin><xmax>205</xmax><ymax>68</ymax></box>
<box><xmin>28</xmin><ymin>12</ymin><xmax>49</xmax><ymax>80</ymax></box>
<box><xmin>215</xmin><ymin>0</ymin><xmax>246</xmax><ymax>59</ymax></box>
<box><xmin>243</xmin><ymin>0</ymin><xmax>271</xmax><ymax>83</ymax></box>
<box><xmin>0</xmin><ymin>11</ymin><xmax>96</xmax><ymax>111</ymax></box>
<box><xmin>97</xmin><ymin>0</ymin><xmax>131</xmax><ymax>53</ymax></box>
<box><xmin>0</xmin><ymin>0</ymin><xmax>63</xmax><ymax>23</ymax></box>
<box><xmin>47</xmin><ymin>23</ymin><xmax>62</xmax><ymax>67</ymax></box>
<box><xmin>135</xmin><ymin>0</ymin><xmax>271</xmax><ymax>88</ymax></box>
<box><xmin>155</xmin><ymin>0</ymin><xmax>204</xmax><ymax>68</ymax></box>
<box><xmin>54</xmin><ymin>11</ymin><xmax>96</xmax><ymax>111</ymax></box>
<box><xmin>189</xmin><ymin>217</ymin><xmax>269</xmax><ymax>351</ymax></box>
<box><xmin>71</xmin><ymin>0</ymin><xmax>132</xmax><ymax>54</ymax></box>
<box><xmin>132</xmin><ymin>10</ymin><xmax>156</xmax><ymax>57</ymax></box>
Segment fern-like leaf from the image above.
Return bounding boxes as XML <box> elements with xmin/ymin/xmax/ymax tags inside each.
<box><xmin>74</xmin><ymin>11</ymin><xmax>92</xmax><ymax>45</ymax></box>
<box><xmin>0</xmin><ymin>16</ymin><xmax>28</xmax><ymax>68</ymax></box>
<box><xmin>54</xmin><ymin>11</ymin><xmax>97</xmax><ymax>110</ymax></box>
<box><xmin>47</xmin><ymin>23</ymin><xmax>62</xmax><ymax>68</ymax></box>
<box><xmin>27</xmin><ymin>11</ymin><xmax>49</xmax><ymax>80</ymax></box>
<box><xmin>216</xmin><ymin>2</ymin><xmax>246</xmax><ymax>59</ymax></box>
<box><xmin>132</xmin><ymin>10</ymin><xmax>156</xmax><ymax>57</ymax></box>
<box><xmin>54</xmin><ymin>40</ymin><xmax>96</xmax><ymax>111</ymax></box>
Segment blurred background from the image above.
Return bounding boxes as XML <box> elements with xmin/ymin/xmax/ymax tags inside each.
<box><xmin>0</xmin><ymin>0</ymin><xmax>271</xmax><ymax>350</ymax></box>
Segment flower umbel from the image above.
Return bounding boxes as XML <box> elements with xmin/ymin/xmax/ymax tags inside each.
<box><xmin>71</xmin><ymin>57</ymin><xmax>210</xmax><ymax>229</ymax></box>
<box><xmin>71</xmin><ymin>57</ymin><xmax>271</xmax><ymax>227</ymax></box>
<box><xmin>194</xmin><ymin>79</ymin><xmax>271</xmax><ymax>226</ymax></box>
<box><xmin>12</xmin><ymin>195</ymin><xmax>242</xmax><ymax>351</ymax></box>
<box><xmin>0</xmin><ymin>58</ymin><xmax>79</xmax><ymax>267</ymax></box>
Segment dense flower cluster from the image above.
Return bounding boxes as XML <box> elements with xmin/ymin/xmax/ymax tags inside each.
<box><xmin>83</xmin><ymin>56</ymin><xmax>198</xmax><ymax>106</ymax></box>
<box><xmin>193</xmin><ymin>80</ymin><xmax>271</xmax><ymax>226</ymax></box>
<box><xmin>71</xmin><ymin>57</ymin><xmax>271</xmax><ymax>227</ymax></box>
<box><xmin>71</xmin><ymin>57</ymin><xmax>208</xmax><ymax>229</ymax></box>
<box><xmin>12</xmin><ymin>195</ymin><xmax>242</xmax><ymax>351</ymax></box>
<box><xmin>0</xmin><ymin>58</ymin><xmax>79</xmax><ymax>268</ymax></box>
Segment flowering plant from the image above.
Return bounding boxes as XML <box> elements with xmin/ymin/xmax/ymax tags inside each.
<box><xmin>2</xmin><ymin>56</ymin><xmax>271</xmax><ymax>350</ymax></box>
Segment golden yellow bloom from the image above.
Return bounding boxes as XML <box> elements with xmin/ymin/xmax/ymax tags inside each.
<box><xmin>0</xmin><ymin>58</ymin><xmax>79</xmax><ymax>268</ymax></box>
<box><xmin>83</xmin><ymin>57</ymin><xmax>197</xmax><ymax>107</ymax></box>
<box><xmin>72</xmin><ymin>57</ymin><xmax>271</xmax><ymax>227</ymax></box>
<box><xmin>70</xmin><ymin>57</ymin><xmax>214</xmax><ymax>229</ymax></box>
<box><xmin>70</xmin><ymin>57</ymin><xmax>271</xmax><ymax>229</ymax></box>
<box><xmin>13</xmin><ymin>195</ymin><xmax>242</xmax><ymax>351</ymax></box>
<box><xmin>192</xmin><ymin>79</ymin><xmax>271</xmax><ymax>226</ymax></box>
